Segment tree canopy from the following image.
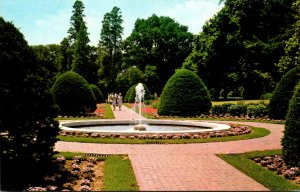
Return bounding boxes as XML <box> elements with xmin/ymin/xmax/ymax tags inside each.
<box><xmin>184</xmin><ymin>0</ymin><xmax>295</xmax><ymax>99</ymax></box>
<box><xmin>122</xmin><ymin>14</ymin><xmax>193</xmax><ymax>93</ymax></box>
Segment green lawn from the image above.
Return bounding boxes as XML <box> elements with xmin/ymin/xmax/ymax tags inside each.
<box><xmin>56</xmin><ymin>152</ymin><xmax>138</xmax><ymax>191</ymax></box>
<box><xmin>104</xmin><ymin>155</ymin><xmax>139</xmax><ymax>191</ymax></box>
<box><xmin>218</xmin><ymin>150</ymin><xmax>300</xmax><ymax>191</ymax></box>
<box><xmin>103</xmin><ymin>103</ymin><xmax>115</xmax><ymax>119</ymax></box>
<box><xmin>212</xmin><ymin>99</ymin><xmax>269</xmax><ymax>106</ymax></box>
<box><xmin>58</xmin><ymin>126</ymin><xmax>269</xmax><ymax>144</ymax></box>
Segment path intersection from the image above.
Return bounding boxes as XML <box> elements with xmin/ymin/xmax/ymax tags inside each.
<box><xmin>56</xmin><ymin>105</ymin><xmax>283</xmax><ymax>191</ymax></box>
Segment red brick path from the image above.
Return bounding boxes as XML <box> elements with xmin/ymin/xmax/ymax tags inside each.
<box><xmin>56</xmin><ymin>106</ymin><xmax>283</xmax><ymax>190</ymax></box>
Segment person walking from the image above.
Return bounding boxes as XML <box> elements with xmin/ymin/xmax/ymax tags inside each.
<box><xmin>117</xmin><ymin>93</ymin><xmax>123</xmax><ymax>111</ymax></box>
<box><xmin>112</xmin><ymin>93</ymin><xmax>117</xmax><ymax>110</ymax></box>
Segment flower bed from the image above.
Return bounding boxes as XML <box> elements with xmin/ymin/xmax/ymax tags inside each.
<box><xmin>27</xmin><ymin>156</ymin><xmax>103</xmax><ymax>191</ymax></box>
<box><xmin>94</xmin><ymin>104</ymin><xmax>106</xmax><ymax>118</ymax></box>
<box><xmin>59</xmin><ymin>124</ymin><xmax>252</xmax><ymax>140</ymax></box>
<box><xmin>252</xmin><ymin>155</ymin><xmax>300</xmax><ymax>184</ymax></box>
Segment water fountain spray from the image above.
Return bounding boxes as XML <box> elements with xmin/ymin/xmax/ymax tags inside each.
<box><xmin>134</xmin><ymin>83</ymin><xmax>146</xmax><ymax>131</ymax></box>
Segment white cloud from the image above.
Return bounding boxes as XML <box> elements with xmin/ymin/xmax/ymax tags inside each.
<box><xmin>164</xmin><ymin>0</ymin><xmax>223</xmax><ymax>34</ymax></box>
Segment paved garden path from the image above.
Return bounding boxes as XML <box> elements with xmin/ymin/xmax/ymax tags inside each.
<box><xmin>56</xmin><ymin>105</ymin><xmax>284</xmax><ymax>191</ymax></box>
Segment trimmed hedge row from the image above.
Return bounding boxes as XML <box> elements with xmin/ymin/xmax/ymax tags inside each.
<box><xmin>211</xmin><ymin>103</ymin><xmax>268</xmax><ymax>117</ymax></box>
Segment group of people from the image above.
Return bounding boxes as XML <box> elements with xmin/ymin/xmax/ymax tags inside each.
<box><xmin>108</xmin><ymin>93</ymin><xmax>123</xmax><ymax>111</ymax></box>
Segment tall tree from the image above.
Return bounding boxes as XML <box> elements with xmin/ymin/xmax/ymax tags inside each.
<box><xmin>276</xmin><ymin>0</ymin><xmax>300</xmax><ymax>74</ymax></box>
<box><xmin>31</xmin><ymin>44</ymin><xmax>60</xmax><ymax>86</ymax></box>
<box><xmin>123</xmin><ymin>14</ymin><xmax>193</xmax><ymax>93</ymax></box>
<box><xmin>184</xmin><ymin>0</ymin><xmax>294</xmax><ymax>99</ymax></box>
<box><xmin>68</xmin><ymin>0</ymin><xmax>85</xmax><ymax>46</ymax></box>
<box><xmin>98</xmin><ymin>6</ymin><xmax>124</xmax><ymax>92</ymax></box>
<box><xmin>72</xmin><ymin>22</ymin><xmax>97</xmax><ymax>83</ymax></box>
<box><xmin>57</xmin><ymin>37</ymin><xmax>73</xmax><ymax>74</ymax></box>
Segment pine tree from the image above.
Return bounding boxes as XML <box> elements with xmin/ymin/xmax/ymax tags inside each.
<box><xmin>72</xmin><ymin>22</ymin><xmax>91</xmax><ymax>82</ymax></box>
<box><xmin>68</xmin><ymin>0</ymin><xmax>85</xmax><ymax>46</ymax></box>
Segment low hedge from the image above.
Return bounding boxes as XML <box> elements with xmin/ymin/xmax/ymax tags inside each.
<box><xmin>211</xmin><ymin>103</ymin><xmax>269</xmax><ymax>117</ymax></box>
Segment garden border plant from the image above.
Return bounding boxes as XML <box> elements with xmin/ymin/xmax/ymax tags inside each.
<box><xmin>218</xmin><ymin>150</ymin><xmax>300</xmax><ymax>191</ymax></box>
<box><xmin>56</xmin><ymin>103</ymin><xmax>114</xmax><ymax>120</ymax></box>
<box><xmin>27</xmin><ymin>152</ymin><xmax>139</xmax><ymax>191</ymax></box>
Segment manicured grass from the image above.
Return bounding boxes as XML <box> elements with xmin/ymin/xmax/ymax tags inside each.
<box><xmin>104</xmin><ymin>155</ymin><xmax>139</xmax><ymax>191</ymax></box>
<box><xmin>58</xmin><ymin>126</ymin><xmax>269</xmax><ymax>144</ymax></box>
<box><xmin>55</xmin><ymin>152</ymin><xmax>139</xmax><ymax>191</ymax></box>
<box><xmin>103</xmin><ymin>103</ymin><xmax>115</xmax><ymax>119</ymax></box>
<box><xmin>218</xmin><ymin>150</ymin><xmax>300</xmax><ymax>191</ymax></box>
<box><xmin>212</xmin><ymin>99</ymin><xmax>269</xmax><ymax>106</ymax></box>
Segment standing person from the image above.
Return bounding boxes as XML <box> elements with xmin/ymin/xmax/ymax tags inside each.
<box><xmin>117</xmin><ymin>93</ymin><xmax>123</xmax><ymax>111</ymax></box>
<box><xmin>112</xmin><ymin>93</ymin><xmax>117</xmax><ymax>110</ymax></box>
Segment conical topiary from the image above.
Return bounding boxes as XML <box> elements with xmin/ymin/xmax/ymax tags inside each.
<box><xmin>269</xmin><ymin>66</ymin><xmax>300</xmax><ymax>119</ymax></box>
<box><xmin>282</xmin><ymin>81</ymin><xmax>300</xmax><ymax>167</ymax></box>
<box><xmin>158</xmin><ymin>69</ymin><xmax>211</xmax><ymax>116</ymax></box>
<box><xmin>51</xmin><ymin>71</ymin><xmax>96</xmax><ymax>116</ymax></box>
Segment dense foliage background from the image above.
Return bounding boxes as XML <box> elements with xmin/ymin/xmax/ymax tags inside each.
<box><xmin>22</xmin><ymin>0</ymin><xmax>300</xmax><ymax>102</ymax></box>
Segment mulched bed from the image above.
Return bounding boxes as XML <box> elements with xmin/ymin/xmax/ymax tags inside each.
<box><xmin>252</xmin><ymin>155</ymin><xmax>300</xmax><ymax>185</ymax></box>
<box><xmin>27</xmin><ymin>156</ymin><xmax>104</xmax><ymax>191</ymax></box>
<box><xmin>59</xmin><ymin>123</ymin><xmax>252</xmax><ymax>139</ymax></box>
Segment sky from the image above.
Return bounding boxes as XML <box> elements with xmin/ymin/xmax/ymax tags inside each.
<box><xmin>0</xmin><ymin>0</ymin><xmax>224</xmax><ymax>46</ymax></box>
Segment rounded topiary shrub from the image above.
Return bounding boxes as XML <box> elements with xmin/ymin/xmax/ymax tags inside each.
<box><xmin>269</xmin><ymin>66</ymin><xmax>300</xmax><ymax>120</ymax></box>
<box><xmin>126</xmin><ymin>83</ymin><xmax>152</xmax><ymax>103</ymax></box>
<box><xmin>158</xmin><ymin>69</ymin><xmax>211</xmax><ymax>116</ymax></box>
<box><xmin>125</xmin><ymin>84</ymin><xmax>135</xmax><ymax>103</ymax></box>
<box><xmin>51</xmin><ymin>71</ymin><xmax>96</xmax><ymax>116</ymax></box>
<box><xmin>282</xmin><ymin>81</ymin><xmax>300</xmax><ymax>167</ymax></box>
<box><xmin>90</xmin><ymin>84</ymin><xmax>104</xmax><ymax>103</ymax></box>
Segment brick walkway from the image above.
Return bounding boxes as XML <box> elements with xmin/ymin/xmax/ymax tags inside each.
<box><xmin>56</xmin><ymin>105</ymin><xmax>284</xmax><ymax>191</ymax></box>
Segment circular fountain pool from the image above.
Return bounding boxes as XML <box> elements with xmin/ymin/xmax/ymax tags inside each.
<box><xmin>60</xmin><ymin>119</ymin><xmax>230</xmax><ymax>134</ymax></box>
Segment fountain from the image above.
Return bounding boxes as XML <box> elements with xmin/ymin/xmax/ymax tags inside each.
<box><xmin>133</xmin><ymin>83</ymin><xmax>146</xmax><ymax>131</ymax></box>
<box><xmin>60</xmin><ymin>82</ymin><xmax>231</xmax><ymax>135</ymax></box>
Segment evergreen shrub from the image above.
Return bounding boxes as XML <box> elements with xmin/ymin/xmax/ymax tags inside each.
<box><xmin>246</xmin><ymin>104</ymin><xmax>268</xmax><ymax>117</ymax></box>
<box><xmin>269</xmin><ymin>66</ymin><xmax>300</xmax><ymax>119</ymax></box>
<box><xmin>0</xmin><ymin>17</ymin><xmax>59</xmax><ymax>190</ymax></box>
<box><xmin>158</xmin><ymin>69</ymin><xmax>211</xmax><ymax>116</ymax></box>
<box><xmin>90</xmin><ymin>84</ymin><xmax>104</xmax><ymax>103</ymax></box>
<box><xmin>126</xmin><ymin>83</ymin><xmax>151</xmax><ymax>103</ymax></box>
<box><xmin>228</xmin><ymin>104</ymin><xmax>247</xmax><ymax>116</ymax></box>
<box><xmin>211</xmin><ymin>103</ymin><xmax>233</xmax><ymax>115</ymax></box>
<box><xmin>51</xmin><ymin>71</ymin><xmax>96</xmax><ymax>116</ymax></box>
<box><xmin>282</xmin><ymin>81</ymin><xmax>300</xmax><ymax>167</ymax></box>
<box><xmin>124</xmin><ymin>85</ymin><xmax>135</xmax><ymax>103</ymax></box>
